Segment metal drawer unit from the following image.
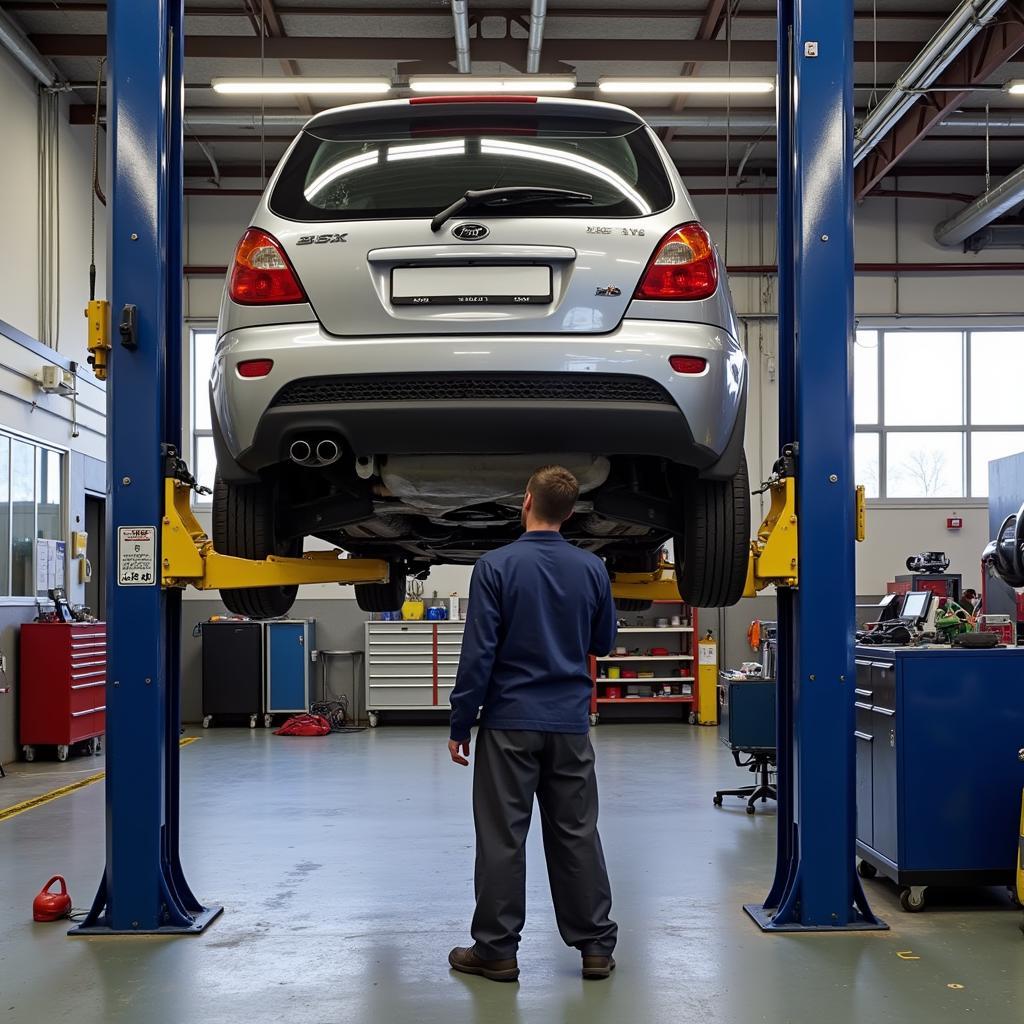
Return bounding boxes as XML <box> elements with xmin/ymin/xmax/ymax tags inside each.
<box><xmin>365</xmin><ymin>621</ymin><xmax>464</xmax><ymax>727</ymax></box>
<box><xmin>853</xmin><ymin>644</ymin><xmax>1024</xmax><ymax>912</ymax></box>
<box><xmin>20</xmin><ymin>622</ymin><xmax>107</xmax><ymax>761</ymax></box>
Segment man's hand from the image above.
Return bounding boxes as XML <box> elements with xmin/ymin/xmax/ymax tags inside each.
<box><xmin>448</xmin><ymin>738</ymin><xmax>471</xmax><ymax>766</ymax></box>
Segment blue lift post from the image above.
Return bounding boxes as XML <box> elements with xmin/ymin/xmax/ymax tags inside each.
<box><xmin>745</xmin><ymin>0</ymin><xmax>884</xmax><ymax>931</ymax></box>
<box><xmin>71</xmin><ymin>0</ymin><xmax>221</xmax><ymax>935</ymax></box>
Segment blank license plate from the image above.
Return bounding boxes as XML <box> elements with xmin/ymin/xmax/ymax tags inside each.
<box><xmin>391</xmin><ymin>265</ymin><xmax>552</xmax><ymax>306</ymax></box>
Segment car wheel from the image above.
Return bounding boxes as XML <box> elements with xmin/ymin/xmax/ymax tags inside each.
<box><xmin>355</xmin><ymin>567</ymin><xmax>407</xmax><ymax>613</ymax></box>
<box><xmin>212</xmin><ymin>475</ymin><xmax>300</xmax><ymax>618</ymax></box>
<box><xmin>674</xmin><ymin>453</ymin><xmax>750</xmax><ymax>608</ymax></box>
<box><xmin>607</xmin><ymin>549</ymin><xmax>662</xmax><ymax>612</ymax></box>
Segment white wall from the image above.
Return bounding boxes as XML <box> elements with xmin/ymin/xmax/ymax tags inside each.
<box><xmin>182</xmin><ymin>171</ymin><xmax>1018</xmax><ymax>601</ymax></box>
<box><xmin>0</xmin><ymin>46</ymin><xmax>107</xmax><ymax>366</ymax></box>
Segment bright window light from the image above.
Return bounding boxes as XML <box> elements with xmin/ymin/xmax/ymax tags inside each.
<box><xmin>597</xmin><ymin>77</ymin><xmax>775</xmax><ymax>95</ymax></box>
<box><xmin>304</xmin><ymin>150</ymin><xmax>380</xmax><ymax>200</ymax></box>
<box><xmin>387</xmin><ymin>140</ymin><xmax>467</xmax><ymax>162</ymax></box>
<box><xmin>1005</xmin><ymin>80</ymin><xmax>1024</xmax><ymax>95</ymax></box>
<box><xmin>212</xmin><ymin>78</ymin><xmax>392</xmax><ymax>96</ymax></box>
<box><xmin>408</xmin><ymin>75</ymin><xmax>576</xmax><ymax>93</ymax></box>
<box><xmin>480</xmin><ymin>138</ymin><xmax>652</xmax><ymax>214</ymax></box>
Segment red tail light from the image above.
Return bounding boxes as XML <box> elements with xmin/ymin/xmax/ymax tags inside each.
<box><xmin>237</xmin><ymin>358</ymin><xmax>274</xmax><ymax>378</ymax></box>
<box><xmin>669</xmin><ymin>355</ymin><xmax>708</xmax><ymax>375</ymax></box>
<box><xmin>634</xmin><ymin>223</ymin><xmax>719</xmax><ymax>301</ymax></box>
<box><xmin>229</xmin><ymin>228</ymin><xmax>306</xmax><ymax>305</ymax></box>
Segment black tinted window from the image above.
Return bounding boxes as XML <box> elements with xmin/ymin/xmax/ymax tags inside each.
<box><xmin>270</xmin><ymin>111</ymin><xmax>673</xmax><ymax>221</ymax></box>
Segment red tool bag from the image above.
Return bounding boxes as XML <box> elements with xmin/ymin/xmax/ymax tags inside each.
<box><xmin>274</xmin><ymin>714</ymin><xmax>331</xmax><ymax>737</ymax></box>
<box><xmin>33</xmin><ymin>876</ymin><xmax>72</xmax><ymax>922</ymax></box>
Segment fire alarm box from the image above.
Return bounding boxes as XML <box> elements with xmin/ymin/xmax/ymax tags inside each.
<box><xmin>946</xmin><ymin>516</ymin><xmax>963</xmax><ymax>530</ymax></box>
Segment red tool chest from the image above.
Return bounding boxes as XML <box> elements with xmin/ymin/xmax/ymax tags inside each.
<box><xmin>20</xmin><ymin>622</ymin><xmax>106</xmax><ymax>761</ymax></box>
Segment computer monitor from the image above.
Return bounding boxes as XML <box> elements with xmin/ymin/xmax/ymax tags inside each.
<box><xmin>900</xmin><ymin>590</ymin><xmax>933</xmax><ymax>624</ymax></box>
<box><xmin>876</xmin><ymin>594</ymin><xmax>900</xmax><ymax>622</ymax></box>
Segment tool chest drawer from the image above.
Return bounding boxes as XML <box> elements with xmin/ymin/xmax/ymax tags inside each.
<box><xmin>365</xmin><ymin>621</ymin><xmax>465</xmax><ymax>721</ymax></box>
<box><xmin>20</xmin><ymin>622</ymin><xmax>107</xmax><ymax>757</ymax></box>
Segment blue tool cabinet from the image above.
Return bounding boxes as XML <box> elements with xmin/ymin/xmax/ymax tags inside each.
<box><xmin>265</xmin><ymin>620</ymin><xmax>316</xmax><ymax>727</ymax></box>
<box><xmin>854</xmin><ymin>645</ymin><xmax>1024</xmax><ymax>911</ymax></box>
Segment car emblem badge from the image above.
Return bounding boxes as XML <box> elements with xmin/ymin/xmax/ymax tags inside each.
<box><xmin>451</xmin><ymin>223</ymin><xmax>489</xmax><ymax>240</ymax></box>
<box><xmin>595</xmin><ymin>285</ymin><xmax>622</xmax><ymax>297</ymax></box>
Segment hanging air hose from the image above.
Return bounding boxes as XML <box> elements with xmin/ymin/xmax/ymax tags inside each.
<box><xmin>983</xmin><ymin>501</ymin><xmax>1024</xmax><ymax>588</ymax></box>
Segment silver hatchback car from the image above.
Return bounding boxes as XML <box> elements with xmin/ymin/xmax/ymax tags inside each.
<box><xmin>211</xmin><ymin>96</ymin><xmax>748</xmax><ymax>617</ymax></box>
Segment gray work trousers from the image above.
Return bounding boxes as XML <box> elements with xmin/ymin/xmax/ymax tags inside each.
<box><xmin>470</xmin><ymin>727</ymin><xmax>618</xmax><ymax>959</ymax></box>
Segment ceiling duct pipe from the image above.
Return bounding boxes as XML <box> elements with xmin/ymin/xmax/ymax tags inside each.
<box><xmin>451</xmin><ymin>0</ymin><xmax>471</xmax><ymax>74</ymax></box>
<box><xmin>935</xmin><ymin>162</ymin><xmax>1024</xmax><ymax>246</ymax></box>
<box><xmin>962</xmin><ymin>224</ymin><xmax>1024</xmax><ymax>251</ymax></box>
<box><xmin>184</xmin><ymin>113</ymin><xmax>308</xmax><ymax>131</ymax></box>
<box><xmin>0</xmin><ymin>6</ymin><xmax>63</xmax><ymax>87</ymax></box>
<box><xmin>527</xmin><ymin>0</ymin><xmax>547</xmax><ymax>74</ymax></box>
<box><xmin>853</xmin><ymin>0</ymin><xmax>1008</xmax><ymax>167</ymax></box>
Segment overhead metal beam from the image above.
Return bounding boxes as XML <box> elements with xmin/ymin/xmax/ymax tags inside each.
<box><xmin>30</xmin><ymin>33</ymin><xmax>929</xmax><ymax>63</ymax></box>
<box><xmin>854</xmin><ymin>1</ymin><xmax>1024</xmax><ymax>198</ymax></box>
<box><xmin>0</xmin><ymin>5</ymin><xmax>63</xmax><ymax>86</ymax></box>
<box><xmin>663</xmin><ymin>0</ymin><xmax>729</xmax><ymax>144</ymax></box>
<box><xmin>0</xmin><ymin>2</ymin><xmax>955</xmax><ymax>21</ymax></box>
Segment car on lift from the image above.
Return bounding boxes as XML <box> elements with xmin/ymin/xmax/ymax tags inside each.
<box><xmin>210</xmin><ymin>96</ymin><xmax>749</xmax><ymax>617</ymax></box>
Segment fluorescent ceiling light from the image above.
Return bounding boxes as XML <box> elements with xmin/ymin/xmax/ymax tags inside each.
<box><xmin>212</xmin><ymin>77</ymin><xmax>392</xmax><ymax>96</ymax></box>
<box><xmin>597</xmin><ymin>77</ymin><xmax>775</xmax><ymax>95</ymax></box>
<box><xmin>408</xmin><ymin>75</ymin><xmax>576</xmax><ymax>93</ymax></box>
<box><xmin>1005</xmin><ymin>80</ymin><xmax>1024</xmax><ymax>95</ymax></box>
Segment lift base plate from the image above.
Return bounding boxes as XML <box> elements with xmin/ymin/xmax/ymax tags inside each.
<box><xmin>69</xmin><ymin>904</ymin><xmax>224</xmax><ymax>937</ymax></box>
<box><xmin>743</xmin><ymin>903</ymin><xmax>887</xmax><ymax>932</ymax></box>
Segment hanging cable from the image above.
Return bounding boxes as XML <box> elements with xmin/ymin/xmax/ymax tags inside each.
<box><xmin>868</xmin><ymin>0</ymin><xmax>879</xmax><ymax>112</ymax></box>
<box><xmin>37</xmin><ymin>86</ymin><xmax>61</xmax><ymax>349</ymax></box>
<box><xmin>984</xmin><ymin>102</ymin><xmax>991</xmax><ymax>195</ymax></box>
<box><xmin>89</xmin><ymin>58</ymin><xmax>106</xmax><ymax>305</ymax></box>
<box><xmin>723</xmin><ymin>0</ymin><xmax>739</xmax><ymax>266</ymax></box>
<box><xmin>260</xmin><ymin>0</ymin><xmax>267</xmax><ymax>190</ymax></box>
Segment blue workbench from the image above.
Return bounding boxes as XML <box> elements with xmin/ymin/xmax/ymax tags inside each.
<box><xmin>854</xmin><ymin>644</ymin><xmax>1024</xmax><ymax>911</ymax></box>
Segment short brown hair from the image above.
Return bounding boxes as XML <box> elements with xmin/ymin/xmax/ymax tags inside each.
<box><xmin>526</xmin><ymin>465</ymin><xmax>580</xmax><ymax>523</ymax></box>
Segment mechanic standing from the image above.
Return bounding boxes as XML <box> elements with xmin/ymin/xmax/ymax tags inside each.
<box><xmin>446</xmin><ymin>465</ymin><xmax>619</xmax><ymax>983</ymax></box>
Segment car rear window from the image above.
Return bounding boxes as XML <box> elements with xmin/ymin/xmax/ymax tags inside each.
<box><xmin>270</xmin><ymin>109</ymin><xmax>674</xmax><ymax>222</ymax></box>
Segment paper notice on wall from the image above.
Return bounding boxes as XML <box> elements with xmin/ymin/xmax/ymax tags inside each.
<box><xmin>36</xmin><ymin>538</ymin><xmax>67</xmax><ymax>592</ymax></box>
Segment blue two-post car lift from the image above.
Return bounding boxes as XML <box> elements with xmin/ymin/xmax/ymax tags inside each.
<box><xmin>72</xmin><ymin>0</ymin><xmax>883</xmax><ymax>936</ymax></box>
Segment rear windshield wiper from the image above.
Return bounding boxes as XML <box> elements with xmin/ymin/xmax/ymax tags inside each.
<box><xmin>430</xmin><ymin>186</ymin><xmax>593</xmax><ymax>232</ymax></box>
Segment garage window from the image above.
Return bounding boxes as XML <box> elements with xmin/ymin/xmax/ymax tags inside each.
<box><xmin>191</xmin><ymin>327</ymin><xmax>217</xmax><ymax>503</ymax></box>
<box><xmin>855</xmin><ymin>328</ymin><xmax>1024</xmax><ymax>499</ymax></box>
<box><xmin>0</xmin><ymin>432</ymin><xmax>66</xmax><ymax>600</ymax></box>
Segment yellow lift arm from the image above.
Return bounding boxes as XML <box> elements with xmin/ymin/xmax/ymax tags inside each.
<box><xmin>160</xmin><ymin>455</ymin><xmax>390</xmax><ymax>592</ymax></box>
<box><xmin>744</xmin><ymin>448</ymin><xmax>799</xmax><ymax>598</ymax></box>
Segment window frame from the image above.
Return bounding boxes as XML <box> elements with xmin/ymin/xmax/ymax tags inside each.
<box><xmin>855</xmin><ymin>319</ymin><xmax>1024</xmax><ymax>505</ymax></box>
<box><xmin>188</xmin><ymin>323</ymin><xmax>218</xmax><ymax>508</ymax></box>
<box><xmin>0</xmin><ymin>426</ymin><xmax>68</xmax><ymax>606</ymax></box>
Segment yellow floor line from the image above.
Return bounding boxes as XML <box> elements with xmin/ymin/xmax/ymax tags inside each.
<box><xmin>0</xmin><ymin>736</ymin><xmax>199</xmax><ymax>824</ymax></box>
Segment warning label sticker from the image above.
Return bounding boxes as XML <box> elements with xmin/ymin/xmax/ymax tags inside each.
<box><xmin>118</xmin><ymin>526</ymin><xmax>157</xmax><ymax>586</ymax></box>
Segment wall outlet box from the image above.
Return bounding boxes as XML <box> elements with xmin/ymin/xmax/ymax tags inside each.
<box><xmin>37</xmin><ymin>365</ymin><xmax>75</xmax><ymax>395</ymax></box>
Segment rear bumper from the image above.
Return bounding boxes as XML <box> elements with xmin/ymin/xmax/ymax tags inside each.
<box><xmin>211</xmin><ymin>319</ymin><xmax>746</xmax><ymax>481</ymax></box>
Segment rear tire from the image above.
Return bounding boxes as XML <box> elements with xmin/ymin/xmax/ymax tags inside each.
<box><xmin>674</xmin><ymin>454</ymin><xmax>750</xmax><ymax>608</ymax></box>
<box><xmin>212</xmin><ymin>475</ymin><xmax>300</xmax><ymax>618</ymax></box>
<box><xmin>607</xmin><ymin>549</ymin><xmax>662</xmax><ymax>613</ymax></box>
<box><xmin>355</xmin><ymin>568</ymin><xmax>407</xmax><ymax>613</ymax></box>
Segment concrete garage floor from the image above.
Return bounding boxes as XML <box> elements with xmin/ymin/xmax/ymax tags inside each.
<box><xmin>1</xmin><ymin>725</ymin><xmax>1021</xmax><ymax>1024</ymax></box>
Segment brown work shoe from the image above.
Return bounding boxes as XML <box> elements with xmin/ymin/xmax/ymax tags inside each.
<box><xmin>448</xmin><ymin>946</ymin><xmax>520</xmax><ymax>982</ymax></box>
<box><xmin>581</xmin><ymin>954</ymin><xmax>616</xmax><ymax>980</ymax></box>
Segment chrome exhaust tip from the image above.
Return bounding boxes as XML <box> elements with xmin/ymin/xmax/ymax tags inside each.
<box><xmin>316</xmin><ymin>439</ymin><xmax>340</xmax><ymax>466</ymax></box>
<box><xmin>289</xmin><ymin>439</ymin><xmax>312</xmax><ymax>464</ymax></box>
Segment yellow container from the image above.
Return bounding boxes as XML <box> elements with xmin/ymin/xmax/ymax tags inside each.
<box><xmin>607</xmin><ymin>666</ymin><xmax>621</xmax><ymax>680</ymax></box>
<box><xmin>401</xmin><ymin>600</ymin><xmax>425</xmax><ymax>621</ymax></box>
<box><xmin>697</xmin><ymin>634</ymin><xmax>719</xmax><ymax>726</ymax></box>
